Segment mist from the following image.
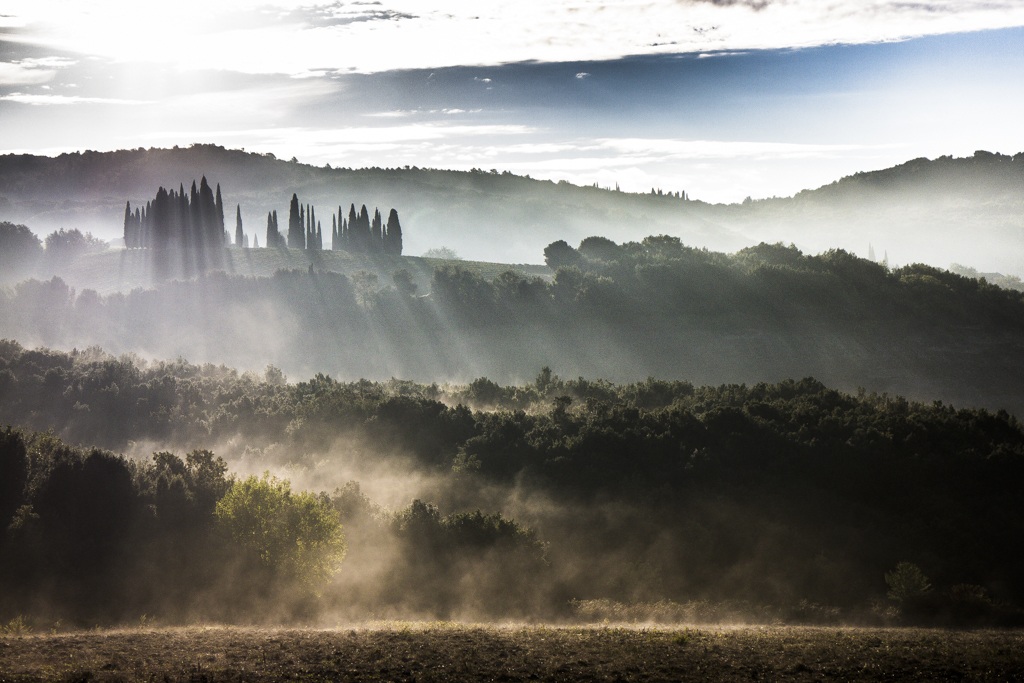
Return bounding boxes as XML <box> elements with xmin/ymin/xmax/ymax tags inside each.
<box><xmin>1</xmin><ymin>147</ymin><xmax>1024</xmax><ymax>630</ymax></box>
<box><xmin>2</xmin><ymin>147</ymin><xmax>1023</xmax><ymax>276</ymax></box>
<box><xmin>2</xmin><ymin>336</ymin><xmax>1024</xmax><ymax>628</ymax></box>
<box><xmin>1</xmin><ymin>231</ymin><xmax>1022</xmax><ymax>416</ymax></box>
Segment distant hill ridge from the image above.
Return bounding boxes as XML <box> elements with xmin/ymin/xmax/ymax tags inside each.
<box><xmin>797</xmin><ymin>150</ymin><xmax>1024</xmax><ymax>200</ymax></box>
<box><xmin>1</xmin><ymin>144</ymin><xmax>1022</xmax><ymax>275</ymax></box>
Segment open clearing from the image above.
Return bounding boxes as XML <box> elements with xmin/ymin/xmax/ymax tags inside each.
<box><xmin>2</xmin><ymin>624</ymin><xmax>1023</xmax><ymax>682</ymax></box>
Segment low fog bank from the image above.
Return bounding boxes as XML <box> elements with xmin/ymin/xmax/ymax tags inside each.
<box><xmin>2</xmin><ymin>343</ymin><xmax>1024</xmax><ymax>628</ymax></box>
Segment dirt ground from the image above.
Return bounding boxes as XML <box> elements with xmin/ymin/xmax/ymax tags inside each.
<box><xmin>2</xmin><ymin>623</ymin><xmax>1023</xmax><ymax>682</ymax></box>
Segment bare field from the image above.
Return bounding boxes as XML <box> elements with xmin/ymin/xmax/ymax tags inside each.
<box><xmin>2</xmin><ymin>624</ymin><xmax>1024</xmax><ymax>682</ymax></box>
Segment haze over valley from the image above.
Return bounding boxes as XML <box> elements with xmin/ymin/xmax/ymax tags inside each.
<box><xmin>2</xmin><ymin>3</ymin><xmax>1024</xmax><ymax>679</ymax></box>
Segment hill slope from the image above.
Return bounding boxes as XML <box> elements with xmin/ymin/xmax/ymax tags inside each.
<box><xmin>1</xmin><ymin>145</ymin><xmax>1022</xmax><ymax>274</ymax></box>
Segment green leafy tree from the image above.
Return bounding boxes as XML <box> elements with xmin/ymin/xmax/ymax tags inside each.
<box><xmin>885</xmin><ymin>561</ymin><xmax>932</xmax><ymax>603</ymax></box>
<box><xmin>215</xmin><ymin>473</ymin><xmax>346</xmax><ymax>591</ymax></box>
<box><xmin>578</xmin><ymin>236</ymin><xmax>622</xmax><ymax>262</ymax></box>
<box><xmin>43</xmin><ymin>228</ymin><xmax>107</xmax><ymax>262</ymax></box>
<box><xmin>543</xmin><ymin>239</ymin><xmax>582</xmax><ymax>270</ymax></box>
<box><xmin>0</xmin><ymin>222</ymin><xmax>42</xmax><ymax>281</ymax></box>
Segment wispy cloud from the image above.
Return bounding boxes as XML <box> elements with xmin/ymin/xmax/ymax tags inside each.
<box><xmin>595</xmin><ymin>138</ymin><xmax>888</xmax><ymax>160</ymax></box>
<box><xmin>0</xmin><ymin>56</ymin><xmax>76</xmax><ymax>85</ymax></box>
<box><xmin>0</xmin><ymin>92</ymin><xmax>151</xmax><ymax>106</ymax></box>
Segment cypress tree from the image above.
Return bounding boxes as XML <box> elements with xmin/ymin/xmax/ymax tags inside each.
<box><xmin>123</xmin><ymin>201</ymin><xmax>135</xmax><ymax>248</ymax></box>
<box><xmin>385</xmin><ymin>208</ymin><xmax>403</xmax><ymax>255</ymax></box>
<box><xmin>348</xmin><ymin>204</ymin><xmax>359</xmax><ymax>251</ymax></box>
<box><xmin>266</xmin><ymin>211</ymin><xmax>276</xmax><ymax>248</ymax></box>
<box><xmin>142</xmin><ymin>202</ymin><xmax>151</xmax><ymax>248</ymax></box>
<box><xmin>215</xmin><ymin>183</ymin><xmax>225</xmax><ymax>245</ymax></box>
<box><xmin>371</xmin><ymin>208</ymin><xmax>383</xmax><ymax>250</ymax></box>
<box><xmin>288</xmin><ymin>194</ymin><xmax>304</xmax><ymax>249</ymax></box>
<box><xmin>358</xmin><ymin>205</ymin><xmax>370</xmax><ymax>252</ymax></box>
<box><xmin>331</xmin><ymin>215</ymin><xmax>338</xmax><ymax>251</ymax></box>
<box><xmin>316</xmin><ymin>221</ymin><xmax>323</xmax><ymax>250</ymax></box>
<box><xmin>133</xmin><ymin>207</ymin><xmax>142</xmax><ymax>248</ymax></box>
<box><xmin>235</xmin><ymin>204</ymin><xmax>244</xmax><ymax>247</ymax></box>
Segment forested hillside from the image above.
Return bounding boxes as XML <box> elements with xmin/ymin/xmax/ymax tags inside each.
<box><xmin>2</xmin><ymin>342</ymin><xmax>1022</xmax><ymax>626</ymax></box>
<box><xmin>1</xmin><ymin>236</ymin><xmax>1022</xmax><ymax>414</ymax></box>
<box><xmin>1</xmin><ymin>145</ymin><xmax>1022</xmax><ymax>274</ymax></box>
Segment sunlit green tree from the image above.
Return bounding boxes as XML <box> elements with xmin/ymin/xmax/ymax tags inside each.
<box><xmin>215</xmin><ymin>473</ymin><xmax>346</xmax><ymax>591</ymax></box>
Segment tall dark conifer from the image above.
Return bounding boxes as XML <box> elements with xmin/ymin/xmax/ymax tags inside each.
<box><xmin>348</xmin><ymin>204</ymin><xmax>359</xmax><ymax>251</ymax></box>
<box><xmin>235</xmin><ymin>205</ymin><xmax>244</xmax><ymax>247</ymax></box>
<box><xmin>215</xmin><ymin>183</ymin><xmax>225</xmax><ymax>245</ymax></box>
<box><xmin>288</xmin><ymin>194</ymin><xmax>304</xmax><ymax>249</ymax></box>
<box><xmin>123</xmin><ymin>201</ymin><xmax>136</xmax><ymax>248</ymax></box>
<box><xmin>266</xmin><ymin>212</ymin><xmax>277</xmax><ymax>248</ymax></box>
<box><xmin>371</xmin><ymin>208</ymin><xmax>383</xmax><ymax>250</ymax></box>
<box><xmin>385</xmin><ymin>208</ymin><xmax>403</xmax><ymax>255</ymax></box>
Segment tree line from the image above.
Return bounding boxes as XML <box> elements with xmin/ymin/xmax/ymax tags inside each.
<box><xmin>123</xmin><ymin>181</ymin><xmax>403</xmax><ymax>259</ymax></box>
<box><xmin>1</xmin><ymin>341</ymin><xmax>1023</xmax><ymax>625</ymax></box>
<box><xmin>0</xmin><ymin>424</ymin><xmax>546</xmax><ymax>626</ymax></box>
<box><xmin>3</xmin><ymin>234</ymin><xmax>1023</xmax><ymax>414</ymax></box>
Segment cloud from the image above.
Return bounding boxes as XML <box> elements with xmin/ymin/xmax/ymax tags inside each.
<box><xmin>0</xmin><ymin>56</ymin><xmax>75</xmax><ymax>85</ymax></box>
<box><xmin>595</xmin><ymin>138</ymin><xmax>887</xmax><ymax>160</ymax></box>
<box><xmin>5</xmin><ymin>1</ymin><xmax>1024</xmax><ymax>75</ymax></box>
<box><xmin>0</xmin><ymin>92</ymin><xmax>151</xmax><ymax>105</ymax></box>
<box><xmin>684</xmin><ymin>0</ymin><xmax>772</xmax><ymax>8</ymax></box>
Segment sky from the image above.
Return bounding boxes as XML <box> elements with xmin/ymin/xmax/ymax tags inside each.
<box><xmin>2</xmin><ymin>1</ymin><xmax>1024</xmax><ymax>203</ymax></box>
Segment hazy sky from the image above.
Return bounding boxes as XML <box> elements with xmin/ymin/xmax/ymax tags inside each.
<box><xmin>2</xmin><ymin>1</ymin><xmax>1024</xmax><ymax>202</ymax></box>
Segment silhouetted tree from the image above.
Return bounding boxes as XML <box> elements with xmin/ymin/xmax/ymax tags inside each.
<box><xmin>123</xmin><ymin>201</ymin><xmax>142</xmax><ymax>248</ymax></box>
<box><xmin>371</xmin><ymin>208</ymin><xmax>383</xmax><ymax>251</ymax></box>
<box><xmin>384</xmin><ymin>208</ymin><xmax>403</xmax><ymax>255</ymax></box>
<box><xmin>544</xmin><ymin>240</ymin><xmax>582</xmax><ymax>270</ymax></box>
<box><xmin>347</xmin><ymin>204</ymin><xmax>360</xmax><ymax>251</ymax></box>
<box><xmin>266</xmin><ymin>211</ymin><xmax>282</xmax><ymax>248</ymax></box>
<box><xmin>288</xmin><ymin>194</ymin><xmax>305</xmax><ymax>249</ymax></box>
<box><xmin>0</xmin><ymin>222</ymin><xmax>43</xmax><ymax>280</ymax></box>
<box><xmin>214</xmin><ymin>183</ymin><xmax>226</xmax><ymax>247</ymax></box>
<box><xmin>235</xmin><ymin>205</ymin><xmax>244</xmax><ymax>247</ymax></box>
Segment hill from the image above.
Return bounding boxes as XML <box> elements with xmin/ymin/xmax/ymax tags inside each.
<box><xmin>17</xmin><ymin>246</ymin><xmax>549</xmax><ymax>296</ymax></box>
<box><xmin>1</xmin><ymin>145</ymin><xmax>1022</xmax><ymax>275</ymax></box>
<box><xmin>2</xmin><ymin>237</ymin><xmax>1022</xmax><ymax>415</ymax></box>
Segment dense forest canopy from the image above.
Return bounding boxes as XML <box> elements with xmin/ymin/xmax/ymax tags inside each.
<box><xmin>1</xmin><ymin>342</ymin><xmax>1022</xmax><ymax>626</ymax></box>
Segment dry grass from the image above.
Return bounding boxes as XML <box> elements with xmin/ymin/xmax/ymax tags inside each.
<box><xmin>2</xmin><ymin>623</ymin><xmax>1023</xmax><ymax>682</ymax></box>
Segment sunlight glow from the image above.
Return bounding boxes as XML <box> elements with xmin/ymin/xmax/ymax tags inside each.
<box><xmin>7</xmin><ymin>1</ymin><xmax>1024</xmax><ymax>75</ymax></box>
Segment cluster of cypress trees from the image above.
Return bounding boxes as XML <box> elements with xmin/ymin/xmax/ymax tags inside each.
<box><xmin>268</xmin><ymin>194</ymin><xmax>402</xmax><ymax>255</ymax></box>
<box><xmin>126</xmin><ymin>185</ymin><xmax>403</xmax><ymax>258</ymax></box>
<box><xmin>123</xmin><ymin>177</ymin><xmax>226</xmax><ymax>272</ymax></box>
<box><xmin>333</xmin><ymin>202</ymin><xmax>403</xmax><ymax>255</ymax></box>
